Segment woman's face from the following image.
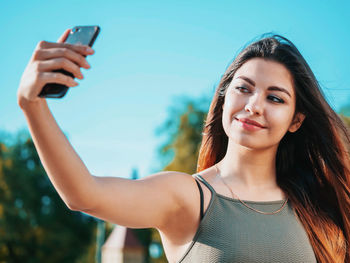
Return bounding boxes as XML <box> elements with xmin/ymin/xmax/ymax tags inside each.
<box><xmin>222</xmin><ymin>58</ymin><xmax>305</xmax><ymax>150</ymax></box>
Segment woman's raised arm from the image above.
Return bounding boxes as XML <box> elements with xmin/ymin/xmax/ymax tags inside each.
<box><xmin>17</xmin><ymin>29</ymin><xmax>199</xmax><ymax>230</ymax></box>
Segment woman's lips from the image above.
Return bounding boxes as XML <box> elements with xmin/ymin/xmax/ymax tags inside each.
<box><xmin>234</xmin><ymin>117</ymin><xmax>266</xmax><ymax>131</ymax></box>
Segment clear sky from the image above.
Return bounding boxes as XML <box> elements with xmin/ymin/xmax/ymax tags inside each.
<box><xmin>2</xmin><ymin>0</ymin><xmax>350</xmax><ymax>179</ymax></box>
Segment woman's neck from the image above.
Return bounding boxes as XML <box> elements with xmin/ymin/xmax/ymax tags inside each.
<box><xmin>217</xmin><ymin>140</ymin><xmax>279</xmax><ymax>190</ymax></box>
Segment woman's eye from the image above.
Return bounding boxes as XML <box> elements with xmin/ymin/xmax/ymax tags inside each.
<box><xmin>234</xmin><ymin>86</ymin><xmax>285</xmax><ymax>104</ymax></box>
<box><xmin>268</xmin><ymin>95</ymin><xmax>284</xmax><ymax>104</ymax></box>
<box><xmin>235</xmin><ymin>86</ymin><xmax>250</xmax><ymax>93</ymax></box>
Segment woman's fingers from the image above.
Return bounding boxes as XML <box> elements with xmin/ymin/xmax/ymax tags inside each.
<box><xmin>39</xmin><ymin>71</ymin><xmax>79</xmax><ymax>87</ymax></box>
<box><xmin>33</xmin><ymin>47</ymin><xmax>90</xmax><ymax>69</ymax></box>
<box><xmin>18</xmin><ymin>63</ymin><xmax>78</xmax><ymax>106</ymax></box>
<box><xmin>35</xmin><ymin>58</ymin><xmax>84</xmax><ymax>79</ymax></box>
<box><xmin>35</xmin><ymin>40</ymin><xmax>94</xmax><ymax>56</ymax></box>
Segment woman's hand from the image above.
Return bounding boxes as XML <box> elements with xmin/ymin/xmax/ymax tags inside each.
<box><xmin>17</xmin><ymin>29</ymin><xmax>94</xmax><ymax>108</ymax></box>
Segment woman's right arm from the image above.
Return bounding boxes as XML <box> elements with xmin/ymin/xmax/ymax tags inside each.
<box><xmin>17</xmin><ymin>29</ymin><xmax>200</xmax><ymax>230</ymax></box>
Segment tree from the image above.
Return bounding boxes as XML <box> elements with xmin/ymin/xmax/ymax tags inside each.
<box><xmin>0</xmin><ymin>131</ymin><xmax>95</xmax><ymax>263</ymax></box>
<box><xmin>156</xmin><ymin>95</ymin><xmax>209</xmax><ymax>174</ymax></box>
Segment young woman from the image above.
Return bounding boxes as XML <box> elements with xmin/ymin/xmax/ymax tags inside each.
<box><xmin>17</xmin><ymin>30</ymin><xmax>349</xmax><ymax>262</ymax></box>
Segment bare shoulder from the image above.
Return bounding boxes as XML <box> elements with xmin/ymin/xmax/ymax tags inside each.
<box><xmin>152</xmin><ymin>168</ymin><xmax>216</xmax><ymax>213</ymax></box>
<box><xmin>139</xmin><ymin>170</ymin><xmax>193</xmax><ymax>184</ymax></box>
<box><xmin>142</xmin><ymin>170</ymin><xmax>199</xmax><ymax>207</ymax></box>
<box><xmin>157</xmin><ymin>167</ymin><xmax>216</xmax><ymax>252</ymax></box>
<box><xmin>137</xmin><ymin>170</ymin><xmax>195</xmax><ymax>195</ymax></box>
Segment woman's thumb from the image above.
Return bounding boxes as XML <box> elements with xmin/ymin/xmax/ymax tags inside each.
<box><xmin>57</xmin><ymin>29</ymin><xmax>71</xmax><ymax>43</ymax></box>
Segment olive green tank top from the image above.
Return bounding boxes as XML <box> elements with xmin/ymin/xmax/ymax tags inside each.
<box><xmin>177</xmin><ymin>174</ymin><xmax>317</xmax><ymax>263</ymax></box>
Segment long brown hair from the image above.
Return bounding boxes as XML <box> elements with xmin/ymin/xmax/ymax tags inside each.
<box><xmin>197</xmin><ymin>34</ymin><xmax>350</xmax><ymax>262</ymax></box>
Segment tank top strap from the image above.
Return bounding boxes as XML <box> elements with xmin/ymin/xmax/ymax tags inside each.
<box><xmin>192</xmin><ymin>173</ymin><xmax>216</xmax><ymax>195</ymax></box>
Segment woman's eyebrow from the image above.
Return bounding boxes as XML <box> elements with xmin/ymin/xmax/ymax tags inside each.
<box><xmin>236</xmin><ymin>75</ymin><xmax>291</xmax><ymax>98</ymax></box>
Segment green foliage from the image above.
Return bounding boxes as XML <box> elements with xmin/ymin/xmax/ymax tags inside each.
<box><xmin>132</xmin><ymin>228</ymin><xmax>152</xmax><ymax>263</ymax></box>
<box><xmin>156</xmin><ymin>96</ymin><xmax>209</xmax><ymax>174</ymax></box>
<box><xmin>339</xmin><ymin>104</ymin><xmax>350</xmax><ymax>117</ymax></box>
<box><xmin>339</xmin><ymin>114</ymin><xmax>350</xmax><ymax>128</ymax></box>
<box><xmin>0</xmin><ymin>131</ymin><xmax>95</xmax><ymax>263</ymax></box>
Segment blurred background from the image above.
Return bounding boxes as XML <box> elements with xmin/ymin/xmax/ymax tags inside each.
<box><xmin>1</xmin><ymin>0</ymin><xmax>349</xmax><ymax>262</ymax></box>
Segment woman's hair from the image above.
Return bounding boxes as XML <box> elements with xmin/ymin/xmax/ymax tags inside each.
<box><xmin>197</xmin><ymin>34</ymin><xmax>350</xmax><ymax>262</ymax></box>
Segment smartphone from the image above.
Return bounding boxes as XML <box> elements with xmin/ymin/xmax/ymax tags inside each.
<box><xmin>38</xmin><ymin>26</ymin><xmax>100</xmax><ymax>98</ymax></box>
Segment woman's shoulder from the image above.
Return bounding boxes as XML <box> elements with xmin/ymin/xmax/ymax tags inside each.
<box><xmin>145</xmin><ymin>170</ymin><xmax>208</xmax><ymax>204</ymax></box>
<box><xmin>150</xmin><ymin>168</ymin><xmax>216</xmax><ymax>189</ymax></box>
<box><xmin>144</xmin><ymin>170</ymin><xmax>194</xmax><ymax>183</ymax></box>
<box><xmin>143</xmin><ymin>168</ymin><xmax>216</xmax><ymax>209</ymax></box>
<box><xmin>155</xmin><ymin>170</ymin><xmax>198</xmax><ymax>193</ymax></box>
<box><xmin>156</xmin><ymin>168</ymin><xmax>216</xmax><ymax>245</ymax></box>
<box><xmin>140</xmin><ymin>171</ymin><xmax>196</xmax><ymax>197</ymax></box>
<box><xmin>166</xmin><ymin>168</ymin><xmax>217</xmax><ymax>203</ymax></box>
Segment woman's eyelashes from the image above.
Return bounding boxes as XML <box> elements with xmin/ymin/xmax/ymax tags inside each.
<box><xmin>234</xmin><ymin>86</ymin><xmax>285</xmax><ymax>104</ymax></box>
<box><xmin>268</xmin><ymin>95</ymin><xmax>285</xmax><ymax>103</ymax></box>
<box><xmin>235</xmin><ymin>86</ymin><xmax>250</xmax><ymax>93</ymax></box>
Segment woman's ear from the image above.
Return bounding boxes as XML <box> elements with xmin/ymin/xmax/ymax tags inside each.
<box><xmin>288</xmin><ymin>112</ymin><xmax>306</xmax><ymax>133</ymax></box>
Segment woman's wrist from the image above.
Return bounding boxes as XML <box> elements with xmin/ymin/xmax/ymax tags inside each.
<box><xmin>18</xmin><ymin>95</ymin><xmax>47</xmax><ymax>113</ymax></box>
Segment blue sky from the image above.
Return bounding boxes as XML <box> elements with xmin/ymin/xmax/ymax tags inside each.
<box><xmin>2</xmin><ymin>0</ymin><xmax>350</xmax><ymax>179</ymax></box>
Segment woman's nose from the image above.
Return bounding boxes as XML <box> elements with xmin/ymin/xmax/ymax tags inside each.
<box><xmin>244</xmin><ymin>93</ymin><xmax>264</xmax><ymax>115</ymax></box>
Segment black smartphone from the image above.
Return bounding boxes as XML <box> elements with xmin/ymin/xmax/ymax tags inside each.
<box><xmin>38</xmin><ymin>26</ymin><xmax>100</xmax><ymax>98</ymax></box>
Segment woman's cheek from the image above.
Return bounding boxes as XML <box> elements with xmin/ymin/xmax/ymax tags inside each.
<box><xmin>268</xmin><ymin>117</ymin><xmax>293</xmax><ymax>142</ymax></box>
